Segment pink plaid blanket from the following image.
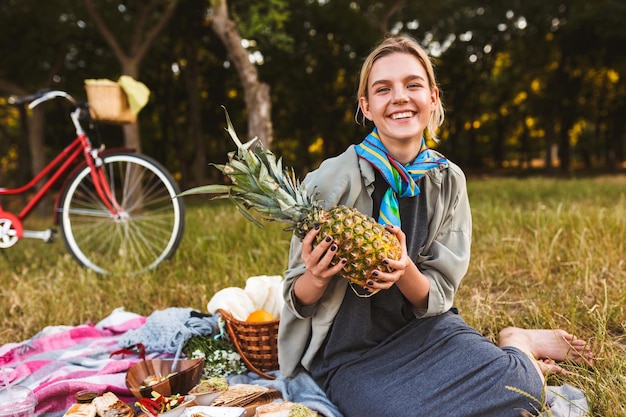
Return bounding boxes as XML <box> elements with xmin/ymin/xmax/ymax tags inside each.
<box><xmin>0</xmin><ymin>308</ymin><xmax>151</xmax><ymax>417</ymax></box>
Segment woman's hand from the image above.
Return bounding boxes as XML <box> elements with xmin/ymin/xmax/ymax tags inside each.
<box><xmin>362</xmin><ymin>225</ymin><xmax>410</xmax><ymax>292</ymax></box>
<box><xmin>302</xmin><ymin>226</ymin><xmax>347</xmax><ymax>280</ymax></box>
<box><xmin>363</xmin><ymin>225</ymin><xmax>430</xmax><ymax>308</ymax></box>
<box><xmin>294</xmin><ymin>226</ymin><xmax>347</xmax><ymax>305</ymax></box>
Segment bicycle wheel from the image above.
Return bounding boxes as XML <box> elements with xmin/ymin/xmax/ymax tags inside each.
<box><xmin>58</xmin><ymin>152</ymin><xmax>185</xmax><ymax>274</ymax></box>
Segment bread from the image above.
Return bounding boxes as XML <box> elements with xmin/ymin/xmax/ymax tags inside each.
<box><xmin>254</xmin><ymin>401</ymin><xmax>316</xmax><ymax>417</ymax></box>
<box><xmin>92</xmin><ymin>392</ymin><xmax>119</xmax><ymax>415</ymax></box>
<box><xmin>92</xmin><ymin>392</ymin><xmax>134</xmax><ymax>417</ymax></box>
<box><xmin>62</xmin><ymin>403</ymin><xmax>97</xmax><ymax>417</ymax></box>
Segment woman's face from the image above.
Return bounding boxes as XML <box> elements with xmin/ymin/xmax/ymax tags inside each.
<box><xmin>360</xmin><ymin>52</ymin><xmax>438</xmax><ymax>150</ymax></box>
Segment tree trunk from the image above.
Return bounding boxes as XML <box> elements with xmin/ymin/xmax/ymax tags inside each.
<box><xmin>210</xmin><ymin>0</ymin><xmax>273</xmax><ymax>149</ymax></box>
<box><xmin>120</xmin><ymin>63</ymin><xmax>142</xmax><ymax>153</ymax></box>
<box><xmin>183</xmin><ymin>38</ymin><xmax>207</xmax><ymax>185</ymax></box>
<box><xmin>84</xmin><ymin>0</ymin><xmax>179</xmax><ymax>155</ymax></box>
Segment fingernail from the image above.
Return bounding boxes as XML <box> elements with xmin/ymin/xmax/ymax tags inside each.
<box><xmin>372</xmin><ymin>271</ymin><xmax>378</xmax><ymax>277</ymax></box>
<box><xmin>367</xmin><ymin>280</ymin><xmax>374</xmax><ymax>286</ymax></box>
<box><xmin>383</xmin><ymin>259</ymin><xmax>389</xmax><ymax>265</ymax></box>
<box><xmin>330</xmin><ymin>244</ymin><xmax>337</xmax><ymax>251</ymax></box>
<box><xmin>325</xmin><ymin>236</ymin><xmax>332</xmax><ymax>242</ymax></box>
<box><xmin>341</xmin><ymin>259</ymin><xmax>347</xmax><ymax>264</ymax></box>
<box><xmin>315</xmin><ymin>224</ymin><xmax>320</xmax><ymax>230</ymax></box>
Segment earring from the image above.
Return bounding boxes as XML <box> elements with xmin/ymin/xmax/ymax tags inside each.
<box><xmin>354</xmin><ymin>106</ymin><xmax>363</xmax><ymax>125</ymax></box>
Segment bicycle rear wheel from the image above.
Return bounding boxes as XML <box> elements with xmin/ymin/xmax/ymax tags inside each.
<box><xmin>58</xmin><ymin>152</ymin><xmax>185</xmax><ymax>274</ymax></box>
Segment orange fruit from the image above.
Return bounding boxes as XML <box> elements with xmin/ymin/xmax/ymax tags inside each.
<box><xmin>246</xmin><ymin>309</ymin><xmax>275</xmax><ymax>322</ymax></box>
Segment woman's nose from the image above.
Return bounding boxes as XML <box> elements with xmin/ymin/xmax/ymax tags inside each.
<box><xmin>392</xmin><ymin>87</ymin><xmax>408</xmax><ymax>103</ymax></box>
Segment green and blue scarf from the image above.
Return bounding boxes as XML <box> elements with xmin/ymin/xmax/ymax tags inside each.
<box><xmin>355</xmin><ymin>128</ymin><xmax>447</xmax><ymax>227</ymax></box>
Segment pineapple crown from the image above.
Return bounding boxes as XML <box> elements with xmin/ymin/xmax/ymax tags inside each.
<box><xmin>179</xmin><ymin>107</ymin><xmax>316</xmax><ymax>231</ymax></box>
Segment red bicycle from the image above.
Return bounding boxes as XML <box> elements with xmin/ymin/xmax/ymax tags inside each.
<box><xmin>0</xmin><ymin>90</ymin><xmax>185</xmax><ymax>274</ymax></box>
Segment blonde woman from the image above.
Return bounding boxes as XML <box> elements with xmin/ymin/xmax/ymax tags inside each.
<box><xmin>278</xmin><ymin>35</ymin><xmax>593</xmax><ymax>416</ymax></box>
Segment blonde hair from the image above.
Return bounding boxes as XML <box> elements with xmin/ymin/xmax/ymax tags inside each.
<box><xmin>356</xmin><ymin>35</ymin><xmax>445</xmax><ymax>141</ymax></box>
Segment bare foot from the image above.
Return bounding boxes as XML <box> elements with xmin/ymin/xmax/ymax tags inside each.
<box><xmin>537</xmin><ymin>358</ymin><xmax>569</xmax><ymax>376</ymax></box>
<box><xmin>499</xmin><ymin>327</ymin><xmax>594</xmax><ymax>367</ymax></box>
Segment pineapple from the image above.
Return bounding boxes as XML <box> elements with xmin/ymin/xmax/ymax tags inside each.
<box><xmin>181</xmin><ymin>109</ymin><xmax>401</xmax><ymax>287</ymax></box>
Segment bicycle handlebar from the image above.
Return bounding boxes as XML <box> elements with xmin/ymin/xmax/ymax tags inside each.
<box><xmin>8</xmin><ymin>89</ymin><xmax>78</xmax><ymax>109</ymax></box>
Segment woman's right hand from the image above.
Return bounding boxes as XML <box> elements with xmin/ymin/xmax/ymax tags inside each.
<box><xmin>294</xmin><ymin>226</ymin><xmax>346</xmax><ymax>305</ymax></box>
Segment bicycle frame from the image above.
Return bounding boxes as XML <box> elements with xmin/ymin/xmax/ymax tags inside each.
<box><xmin>0</xmin><ymin>103</ymin><xmax>125</xmax><ymax>241</ymax></box>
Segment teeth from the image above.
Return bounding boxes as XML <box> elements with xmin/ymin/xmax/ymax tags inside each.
<box><xmin>391</xmin><ymin>112</ymin><xmax>412</xmax><ymax>119</ymax></box>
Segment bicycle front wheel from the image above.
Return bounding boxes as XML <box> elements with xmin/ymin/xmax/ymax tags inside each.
<box><xmin>58</xmin><ymin>152</ymin><xmax>185</xmax><ymax>274</ymax></box>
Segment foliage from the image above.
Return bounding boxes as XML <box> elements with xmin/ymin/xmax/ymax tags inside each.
<box><xmin>0</xmin><ymin>1</ymin><xmax>625</xmax><ymax>182</ymax></box>
<box><xmin>229</xmin><ymin>0</ymin><xmax>294</xmax><ymax>53</ymax></box>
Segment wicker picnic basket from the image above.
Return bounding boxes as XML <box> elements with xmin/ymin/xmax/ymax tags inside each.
<box><xmin>84</xmin><ymin>79</ymin><xmax>136</xmax><ymax>124</ymax></box>
<box><xmin>219</xmin><ymin>309</ymin><xmax>279</xmax><ymax>380</ymax></box>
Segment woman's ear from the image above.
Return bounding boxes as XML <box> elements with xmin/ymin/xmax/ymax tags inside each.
<box><xmin>431</xmin><ymin>87</ymin><xmax>439</xmax><ymax>110</ymax></box>
<box><xmin>359</xmin><ymin>97</ymin><xmax>371</xmax><ymax>121</ymax></box>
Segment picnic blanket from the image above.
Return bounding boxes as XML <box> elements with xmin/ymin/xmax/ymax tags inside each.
<box><xmin>0</xmin><ymin>308</ymin><xmax>151</xmax><ymax>416</ymax></box>
<box><xmin>0</xmin><ymin>308</ymin><xmax>589</xmax><ymax>417</ymax></box>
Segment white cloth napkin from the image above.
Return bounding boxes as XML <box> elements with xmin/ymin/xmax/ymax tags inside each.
<box><xmin>207</xmin><ymin>275</ymin><xmax>284</xmax><ymax>321</ymax></box>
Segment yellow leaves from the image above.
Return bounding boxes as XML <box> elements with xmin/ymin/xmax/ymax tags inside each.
<box><xmin>513</xmin><ymin>91</ymin><xmax>528</xmax><ymax>105</ymax></box>
<box><xmin>530</xmin><ymin>79</ymin><xmax>541</xmax><ymax>93</ymax></box>
<box><xmin>307</xmin><ymin>136</ymin><xmax>324</xmax><ymax>156</ymax></box>
<box><xmin>492</xmin><ymin>52</ymin><xmax>511</xmax><ymax>77</ymax></box>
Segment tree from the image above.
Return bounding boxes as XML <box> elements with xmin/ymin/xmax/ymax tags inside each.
<box><xmin>0</xmin><ymin>0</ymin><xmax>77</xmax><ymax>188</ymax></box>
<box><xmin>209</xmin><ymin>0</ymin><xmax>273</xmax><ymax>149</ymax></box>
<box><xmin>83</xmin><ymin>0</ymin><xmax>180</xmax><ymax>153</ymax></box>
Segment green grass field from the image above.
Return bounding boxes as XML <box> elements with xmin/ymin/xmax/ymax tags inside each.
<box><xmin>1</xmin><ymin>176</ymin><xmax>625</xmax><ymax>416</ymax></box>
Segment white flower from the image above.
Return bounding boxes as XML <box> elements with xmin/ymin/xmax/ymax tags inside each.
<box><xmin>193</xmin><ymin>348</ymin><xmax>246</xmax><ymax>378</ymax></box>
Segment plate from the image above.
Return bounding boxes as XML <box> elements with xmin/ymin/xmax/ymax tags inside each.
<box><xmin>188</xmin><ymin>389</ymin><xmax>226</xmax><ymax>406</ymax></box>
<box><xmin>182</xmin><ymin>405</ymin><xmax>246</xmax><ymax>417</ymax></box>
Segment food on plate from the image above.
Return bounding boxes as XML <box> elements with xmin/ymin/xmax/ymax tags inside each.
<box><xmin>140</xmin><ymin>372</ymin><xmax>177</xmax><ymax>388</ymax></box>
<box><xmin>254</xmin><ymin>401</ymin><xmax>316</xmax><ymax>417</ymax></box>
<box><xmin>190</xmin><ymin>376</ymin><xmax>229</xmax><ymax>394</ymax></box>
<box><xmin>246</xmin><ymin>309</ymin><xmax>276</xmax><ymax>322</ymax></box>
<box><xmin>210</xmin><ymin>384</ymin><xmax>269</xmax><ymax>408</ymax></box>
<box><xmin>180</xmin><ymin>109</ymin><xmax>402</xmax><ymax>288</ymax></box>
<box><xmin>62</xmin><ymin>403</ymin><xmax>96</xmax><ymax>417</ymax></box>
<box><xmin>136</xmin><ymin>391</ymin><xmax>189</xmax><ymax>416</ymax></box>
<box><xmin>91</xmin><ymin>392</ymin><xmax>134</xmax><ymax>417</ymax></box>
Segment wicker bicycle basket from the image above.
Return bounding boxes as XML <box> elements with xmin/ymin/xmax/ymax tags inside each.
<box><xmin>219</xmin><ymin>309</ymin><xmax>279</xmax><ymax>380</ymax></box>
<box><xmin>84</xmin><ymin>80</ymin><xmax>136</xmax><ymax>124</ymax></box>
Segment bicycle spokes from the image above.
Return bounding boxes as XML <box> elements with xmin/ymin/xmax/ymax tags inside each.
<box><xmin>58</xmin><ymin>152</ymin><xmax>185</xmax><ymax>274</ymax></box>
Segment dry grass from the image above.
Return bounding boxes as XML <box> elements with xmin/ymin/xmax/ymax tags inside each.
<box><xmin>457</xmin><ymin>175</ymin><xmax>626</xmax><ymax>416</ymax></box>
<box><xmin>1</xmin><ymin>176</ymin><xmax>625</xmax><ymax>416</ymax></box>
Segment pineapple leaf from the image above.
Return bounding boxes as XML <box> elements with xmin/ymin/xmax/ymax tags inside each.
<box><xmin>233</xmin><ymin>200</ymin><xmax>265</xmax><ymax>228</ymax></box>
<box><xmin>236</xmin><ymin>192</ymin><xmax>281</xmax><ymax>209</ymax></box>
<box><xmin>228</xmin><ymin>159</ymin><xmax>254</xmax><ymax>176</ymax></box>
<box><xmin>222</xmin><ymin>106</ymin><xmax>250</xmax><ymax>151</ymax></box>
<box><xmin>178</xmin><ymin>184</ymin><xmax>232</xmax><ymax>197</ymax></box>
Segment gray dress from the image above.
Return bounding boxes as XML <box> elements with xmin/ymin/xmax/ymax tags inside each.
<box><xmin>309</xmin><ymin>174</ymin><xmax>543</xmax><ymax>417</ymax></box>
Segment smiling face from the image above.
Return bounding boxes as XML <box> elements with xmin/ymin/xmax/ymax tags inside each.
<box><xmin>359</xmin><ymin>52</ymin><xmax>438</xmax><ymax>163</ymax></box>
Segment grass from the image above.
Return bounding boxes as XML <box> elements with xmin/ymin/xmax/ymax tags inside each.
<box><xmin>1</xmin><ymin>176</ymin><xmax>625</xmax><ymax>416</ymax></box>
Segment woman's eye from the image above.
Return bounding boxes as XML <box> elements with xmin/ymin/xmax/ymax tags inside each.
<box><xmin>407</xmin><ymin>83</ymin><xmax>421</xmax><ymax>89</ymax></box>
<box><xmin>375</xmin><ymin>87</ymin><xmax>390</xmax><ymax>94</ymax></box>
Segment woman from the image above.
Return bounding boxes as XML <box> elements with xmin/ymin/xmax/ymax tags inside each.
<box><xmin>277</xmin><ymin>35</ymin><xmax>593</xmax><ymax>416</ymax></box>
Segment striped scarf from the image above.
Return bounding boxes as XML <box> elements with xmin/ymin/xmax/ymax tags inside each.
<box><xmin>355</xmin><ymin>128</ymin><xmax>447</xmax><ymax>227</ymax></box>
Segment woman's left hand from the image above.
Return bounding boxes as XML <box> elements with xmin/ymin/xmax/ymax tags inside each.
<box><xmin>363</xmin><ymin>225</ymin><xmax>411</xmax><ymax>292</ymax></box>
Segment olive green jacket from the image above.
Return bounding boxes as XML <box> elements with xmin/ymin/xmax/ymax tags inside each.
<box><xmin>277</xmin><ymin>145</ymin><xmax>472</xmax><ymax>378</ymax></box>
